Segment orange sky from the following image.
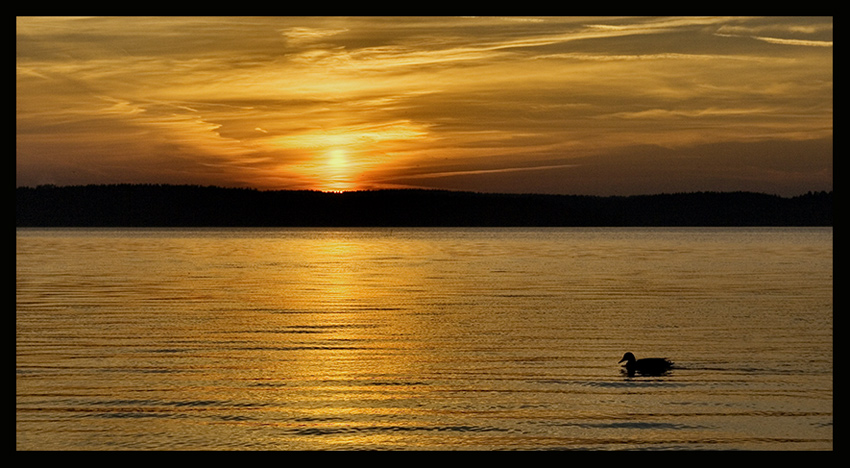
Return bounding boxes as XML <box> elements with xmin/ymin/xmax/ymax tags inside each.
<box><xmin>16</xmin><ymin>16</ymin><xmax>832</xmax><ymax>195</ymax></box>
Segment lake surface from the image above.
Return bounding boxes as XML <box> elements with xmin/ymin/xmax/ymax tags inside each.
<box><xmin>16</xmin><ymin>227</ymin><xmax>832</xmax><ymax>450</ymax></box>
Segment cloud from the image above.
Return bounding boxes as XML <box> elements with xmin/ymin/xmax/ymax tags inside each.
<box><xmin>715</xmin><ymin>31</ymin><xmax>833</xmax><ymax>48</ymax></box>
<box><xmin>713</xmin><ymin>17</ymin><xmax>833</xmax><ymax>48</ymax></box>
<box><xmin>750</xmin><ymin>35</ymin><xmax>832</xmax><ymax>47</ymax></box>
<box><xmin>281</xmin><ymin>26</ymin><xmax>349</xmax><ymax>44</ymax></box>
<box><xmin>382</xmin><ymin>162</ymin><xmax>580</xmax><ymax>181</ymax></box>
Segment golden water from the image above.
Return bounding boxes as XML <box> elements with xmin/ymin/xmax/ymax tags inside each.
<box><xmin>16</xmin><ymin>227</ymin><xmax>832</xmax><ymax>450</ymax></box>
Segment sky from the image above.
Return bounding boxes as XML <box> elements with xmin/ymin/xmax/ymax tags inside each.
<box><xmin>16</xmin><ymin>16</ymin><xmax>832</xmax><ymax>196</ymax></box>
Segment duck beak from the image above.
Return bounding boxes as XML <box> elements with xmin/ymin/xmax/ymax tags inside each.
<box><xmin>618</xmin><ymin>357</ymin><xmax>626</xmax><ymax>363</ymax></box>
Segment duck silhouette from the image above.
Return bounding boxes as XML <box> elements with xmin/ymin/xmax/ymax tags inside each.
<box><xmin>619</xmin><ymin>352</ymin><xmax>673</xmax><ymax>376</ymax></box>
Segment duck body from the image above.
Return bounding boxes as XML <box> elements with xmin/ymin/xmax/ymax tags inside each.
<box><xmin>619</xmin><ymin>352</ymin><xmax>673</xmax><ymax>376</ymax></box>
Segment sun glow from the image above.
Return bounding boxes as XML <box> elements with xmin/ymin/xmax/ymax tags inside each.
<box><xmin>328</xmin><ymin>148</ymin><xmax>348</xmax><ymax>170</ymax></box>
<box><xmin>323</xmin><ymin>148</ymin><xmax>356</xmax><ymax>192</ymax></box>
<box><xmin>255</xmin><ymin>120</ymin><xmax>430</xmax><ymax>192</ymax></box>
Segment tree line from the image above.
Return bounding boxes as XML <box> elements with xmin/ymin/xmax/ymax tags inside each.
<box><xmin>16</xmin><ymin>184</ymin><xmax>832</xmax><ymax>227</ymax></box>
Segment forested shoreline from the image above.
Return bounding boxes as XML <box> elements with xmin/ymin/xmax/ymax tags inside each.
<box><xmin>16</xmin><ymin>184</ymin><xmax>832</xmax><ymax>227</ymax></box>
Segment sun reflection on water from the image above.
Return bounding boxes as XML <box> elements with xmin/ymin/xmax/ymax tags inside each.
<box><xmin>243</xmin><ymin>230</ymin><xmax>437</xmax><ymax>442</ymax></box>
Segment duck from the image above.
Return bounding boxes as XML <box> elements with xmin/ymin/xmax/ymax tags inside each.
<box><xmin>619</xmin><ymin>352</ymin><xmax>673</xmax><ymax>376</ymax></box>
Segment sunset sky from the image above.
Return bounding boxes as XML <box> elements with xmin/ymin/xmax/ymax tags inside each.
<box><xmin>16</xmin><ymin>16</ymin><xmax>832</xmax><ymax>195</ymax></box>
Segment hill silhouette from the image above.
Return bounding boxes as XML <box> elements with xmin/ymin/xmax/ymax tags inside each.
<box><xmin>16</xmin><ymin>184</ymin><xmax>832</xmax><ymax>227</ymax></box>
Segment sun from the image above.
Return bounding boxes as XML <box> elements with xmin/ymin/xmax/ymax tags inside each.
<box><xmin>328</xmin><ymin>148</ymin><xmax>347</xmax><ymax>170</ymax></box>
<box><xmin>322</xmin><ymin>148</ymin><xmax>356</xmax><ymax>192</ymax></box>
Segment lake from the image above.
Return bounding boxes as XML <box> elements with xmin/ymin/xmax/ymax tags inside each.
<box><xmin>16</xmin><ymin>227</ymin><xmax>832</xmax><ymax>450</ymax></box>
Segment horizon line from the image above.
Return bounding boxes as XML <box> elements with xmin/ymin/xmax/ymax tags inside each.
<box><xmin>15</xmin><ymin>183</ymin><xmax>833</xmax><ymax>199</ymax></box>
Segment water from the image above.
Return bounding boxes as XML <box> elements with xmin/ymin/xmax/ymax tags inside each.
<box><xmin>16</xmin><ymin>227</ymin><xmax>832</xmax><ymax>450</ymax></box>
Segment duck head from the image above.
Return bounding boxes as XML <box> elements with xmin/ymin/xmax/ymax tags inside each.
<box><xmin>619</xmin><ymin>352</ymin><xmax>636</xmax><ymax>364</ymax></box>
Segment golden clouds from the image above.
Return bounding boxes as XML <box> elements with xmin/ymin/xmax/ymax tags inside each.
<box><xmin>16</xmin><ymin>16</ymin><xmax>832</xmax><ymax>195</ymax></box>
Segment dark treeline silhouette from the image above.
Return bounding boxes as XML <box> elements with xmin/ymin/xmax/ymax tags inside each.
<box><xmin>16</xmin><ymin>184</ymin><xmax>832</xmax><ymax>227</ymax></box>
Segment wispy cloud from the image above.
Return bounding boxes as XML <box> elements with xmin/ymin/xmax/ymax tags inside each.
<box><xmin>382</xmin><ymin>162</ymin><xmax>580</xmax><ymax>181</ymax></box>
<box><xmin>281</xmin><ymin>26</ymin><xmax>349</xmax><ymax>44</ymax></box>
<box><xmin>750</xmin><ymin>35</ymin><xmax>832</xmax><ymax>47</ymax></box>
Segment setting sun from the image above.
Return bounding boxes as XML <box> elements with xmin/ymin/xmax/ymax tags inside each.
<box><xmin>328</xmin><ymin>148</ymin><xmax>347</xmax><ymax>169</ymax></box>
<box><xmin>324</xmin><ymin>148</ymin><xmax>355</xmax><ymax>192</ymax></box>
